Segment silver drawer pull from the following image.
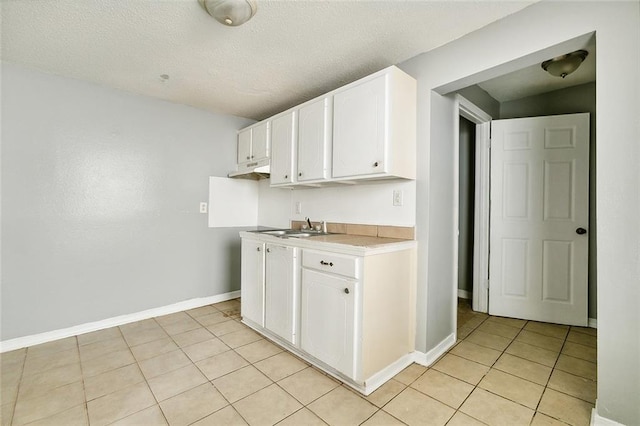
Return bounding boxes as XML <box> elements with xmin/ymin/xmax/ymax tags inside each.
<box><xmin>320</xmin><ymin>260</ymin><xmax>333</xmax><ymax>267</ymax></box>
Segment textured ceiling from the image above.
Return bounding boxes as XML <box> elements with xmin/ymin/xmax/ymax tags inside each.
<box><xmin>1</xmin><ymin>0</ymin><xmax>537</xmax><ymax>121</ymax></box>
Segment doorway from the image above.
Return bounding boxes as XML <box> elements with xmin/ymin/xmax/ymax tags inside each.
<box><xmin>455</xmin><ymin>93</ymin><xmax>593</xmax><ymax>327</ymax></box>
<box><xmin>457</xmin><ymin>116</ymin><xmax>476</xmax><ymax>303</ymax></box>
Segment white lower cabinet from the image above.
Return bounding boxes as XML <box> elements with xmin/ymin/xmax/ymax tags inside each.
<box><xmin>240</xmin><ymin>232</ymin><xmax>416</xmax><ymax>395</ymax></box>
<box><xmin>301</xmin><ymin>269</ymin><xmax>356</xmax><ymax>379</ymax></box>
<box><xmin>240</xmin><ymin>238</ymin><xmax>299</xmax><ymax>343</ymax></box>
<box><xmin>240</xmin><ymin>239</ymin><xmax>265</xmax><ymax>327</ymax></box>
<box><xmin>265</xmin><ymin>244</ymin><xmax>298</xmax><ymax>345</ymax></box>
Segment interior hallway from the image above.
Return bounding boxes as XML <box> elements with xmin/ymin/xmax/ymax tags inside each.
<box><xmin>0</xmin><ymin>298</ymin><xmax>597</xmax><ymax>425</ymax></box>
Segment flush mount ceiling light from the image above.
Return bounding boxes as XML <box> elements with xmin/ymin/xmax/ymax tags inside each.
<box><xmin>541</xmin><ymin>50</ymin><xmax>589</xmax><ymax>78</ymax></box>
<box><xmin>198</xmin><ymin>0</ymin><xmax>257</xmax><ymax>26</ymax></box>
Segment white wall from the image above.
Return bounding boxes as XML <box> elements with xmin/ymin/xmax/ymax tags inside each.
<box><xmin>1</xmin><ymin>62</ymin><xmax>253</xmax><ymax>340</ymax></box>
<box><xmin>400</xmin><ymin>2</ymin><xmax>639</xmax><ymax>424</ymax></box>
<box><xmin>257</xmin><ymin>180</ymin><xmax>416</xmax><ymax>228</ymax></box>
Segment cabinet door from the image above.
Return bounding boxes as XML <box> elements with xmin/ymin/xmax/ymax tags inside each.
<box><xmin>332</xmin><ymin>75</ymin><xmax>387</xmax><ymax>178</ymax></box>
<box><xmin>298</xmin><ymin>97</ymin><xmax>331</xmax><ymax>182</ymax></box>
<box><xmin>251</xmin><ymin>121</ymin><xmax>270</xmax><ymax>161</ymax></box>
<box><xmin>241</xmin><ymin>239</ymin><xmax>265</xmax><ymax>327</ymax></box>
<box><xmin>265</xmin><ymin>244</ymin><xmax>298</xmax><ymax>344</ymax></box>
<box><xmin>238</xmin><ymin>129</ymin><xmax>252</xmax><ymax>164</ymax></box>
<box><xmin>270</xmin><ymin>112</ymin><xmax>296</xmax><ymax>185</ymax></box>
<box><xmin>301</xmin><ymin>269</ymin><xmax>356</xmax><ymax>378</ymax></box>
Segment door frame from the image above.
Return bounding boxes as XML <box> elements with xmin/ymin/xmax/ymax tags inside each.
<box><xmin>454</xmin><ymin>95</ymin><xmax>492</xmax><ymax>314</ymax></box>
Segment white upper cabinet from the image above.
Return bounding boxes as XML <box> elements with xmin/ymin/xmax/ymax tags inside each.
<box><xmin>333</xmin><ymin>76</ymin><xmax>386</xmax><ymax>178</ymax></box>
<box><xmin>237</xmin><ymin>121</ymin><xmax>270</xmax><ymax>166</ymax></box>
<box><xmin>270</xmin><ymin>111</ymin><xmax>297</xmax><ymax>186</ymax></box>
<box><xmin>332</xmin><ymin>67</ymin><xmax>416</xmax><ymax>180</ymax></box>
<box><xmin>297</xmin><ymin>97</ymin><xmax>332</xmax><ymax>182</ymax></box>
<box><xmin>238</xmin><ymin>129</ymin><xmax>252</xmax><ymax>164</ymax></box>
<box><xmin>252</xmin><ymin>121</ymin><xmax>270</xmax><ymax>161</ymax></box>
<box><xmin>236</xmin><ymin>66</ymin><xmax>415</xmax><ymax>185</ymax></box>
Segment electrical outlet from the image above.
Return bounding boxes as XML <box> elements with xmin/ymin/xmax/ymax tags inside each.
<box><xmin>295</xmin><ymin>201</ymin><xmax>302</xmax><ymax>214</ymax></box>
<box><xmin>200</xmin><ymin>202</ymin><xmax>208</xmax><ymax>213</ymax></box>
<box><xmin>393</xmin><ymin>190</ymin><xmax>403</xmax><ymax>207</ymax></box>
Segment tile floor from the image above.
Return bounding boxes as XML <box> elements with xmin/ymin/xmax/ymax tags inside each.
<box><xmin>0</xmin><ymin>298</ymin><xmax>597</xmax><ymax>426</ymax></box>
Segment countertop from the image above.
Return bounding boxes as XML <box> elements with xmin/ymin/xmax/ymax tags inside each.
<box><xmin>240</xmin><ymin>231</ymin><xmax>417</xmax><ymax>256</ymax></box>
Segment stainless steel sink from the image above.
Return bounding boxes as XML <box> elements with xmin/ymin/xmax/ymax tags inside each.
<box><xmin>261</xmin><ymin>230</ymin><xmax>288</xmax><ymax>236</ymax></box>
<box><xmin>251</xmin><ymin>229</ymin><xmax>331</xmax><ymax>238</ymax></box>
<box><xmin>286</xmin><ymin>232</ymin><xmax>313</xmax><ymax>238</ymax></box>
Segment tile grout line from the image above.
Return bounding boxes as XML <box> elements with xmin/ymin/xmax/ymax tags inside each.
<box><xmin>7</xmin><ymin>344</ymin><xmax>27</xmax><ymax>426</ymax></box>
<box><xmin>125</xmin><ymin>302</ymin><xmax>235</xmax><ymax>425</ymax></box>
<box><xmin>6</xmin><ymin>300</ymin><xmax>595</xmax><ymax>426</ymax></box>
<box><xmin>76</xmin><ymin>333</ymin><xmax>92</xmax><ymax>426</ymax></box>
<box><xmin>158</xmin><ymin>303</ymin><xmax>233</xmax><ymax>426</ymax></box>
<box><xmin>454</xmin><ymin>313</ymin><xmax>494</xmax><ymax>425</ymax></box>
<box><xmin>454</xmin><ymin>315</ymin><xmax>593</xmax><ymax>424</ymax></box>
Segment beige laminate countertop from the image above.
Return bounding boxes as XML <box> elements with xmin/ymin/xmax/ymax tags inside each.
<box><xmin>305</xmin><ymin>233</ymin><xmax>412</xmax><ymax>247</ymax></box>
<box><xmin>240</xmin><ymin>231</ymin><xmax>417</xmax><ymax>255</ymax></box>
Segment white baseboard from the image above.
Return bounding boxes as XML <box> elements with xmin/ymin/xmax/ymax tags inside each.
<box><xmin>457</xmin><ymin>289</ymin><xmax>471</xmax><ymax>300</ymax></box>
<box><xmin>589</xmin><ymin>318</ymin><xmax>598</xmax><ymax>329</ymax></box>
<box><xmin>413</xmin><ymin>332</ymin><xmax>457</xmax><ymax>367</ymax></box>
<box><xmin>0</xmin><ymin>291</ymin><xmax>241</xmax><ymax>353</ymax></box>
<box><xmin>362</xmin><ymin>353</ymin><xmax>415</xmax><ymax>395</ymax></box>
<box><xmin>591</xmin><ymin>401</ymin><xmax>624</xmax><ymax>425</ymax></box>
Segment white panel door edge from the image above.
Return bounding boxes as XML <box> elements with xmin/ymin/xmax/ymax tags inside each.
<box><xmin>489</xmin><ymin>113</ymin><xmax>589</xmax><ymax>326</ymax></box>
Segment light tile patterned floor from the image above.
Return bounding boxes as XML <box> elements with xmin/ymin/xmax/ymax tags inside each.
<box><xmin>0</xmin><ymin>298</ymin><xmax>597</xmax><ymax>426</ymax></box>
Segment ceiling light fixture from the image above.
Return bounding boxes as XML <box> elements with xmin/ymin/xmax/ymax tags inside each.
<box><xmin>541</xmin><ymin>50</ymin><xmax>589</xmax><ymax>78</ymax></box>
<box><xmin>198</xmin><ymin>0</ymin><xmax>257</xmax><ymax>27</ymax></box>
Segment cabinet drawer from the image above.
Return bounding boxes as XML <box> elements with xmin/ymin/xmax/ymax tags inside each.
<box><xmin>302</xmin><ymin>250</ymin><xmax>359</xmax><ymax>278</ymax></box>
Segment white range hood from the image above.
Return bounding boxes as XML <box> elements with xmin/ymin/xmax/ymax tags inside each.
<box><xmin>227</xmin><ymin>159</ymin><xmax>270</xmax><ymax>180</ymax></box>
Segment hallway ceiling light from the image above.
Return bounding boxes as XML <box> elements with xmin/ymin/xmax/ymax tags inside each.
<box><xmin>541</xmin><ymin>50</ymin><xmax>589</xmax><ymax>78</ymax></box>
<box><xmin>198</xmin><ymin>0</ymin><xmax>257</xmax><ymax>27</ymax></box>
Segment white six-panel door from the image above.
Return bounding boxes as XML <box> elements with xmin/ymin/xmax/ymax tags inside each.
<box><xmin>489</xmin><ymin>113</ymin><xmax>589</xmax><ymax>326</ymax></box>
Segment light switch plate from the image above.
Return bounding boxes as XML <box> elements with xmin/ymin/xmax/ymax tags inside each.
<box><xmin>393</xmin><ymin>190</ymin><xmax>403</xmax><ymax>207</ymax></box>
<box><xmin>295</xmin><ymin>201</ymin><xmax>302</xmax><ymax>214</ymax></box>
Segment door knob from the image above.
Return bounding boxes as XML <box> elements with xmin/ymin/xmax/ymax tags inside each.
<box><xmin>576</xmin><ymin>227</ymin><xmax>587</xmax><ymax>235</ymax></box>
